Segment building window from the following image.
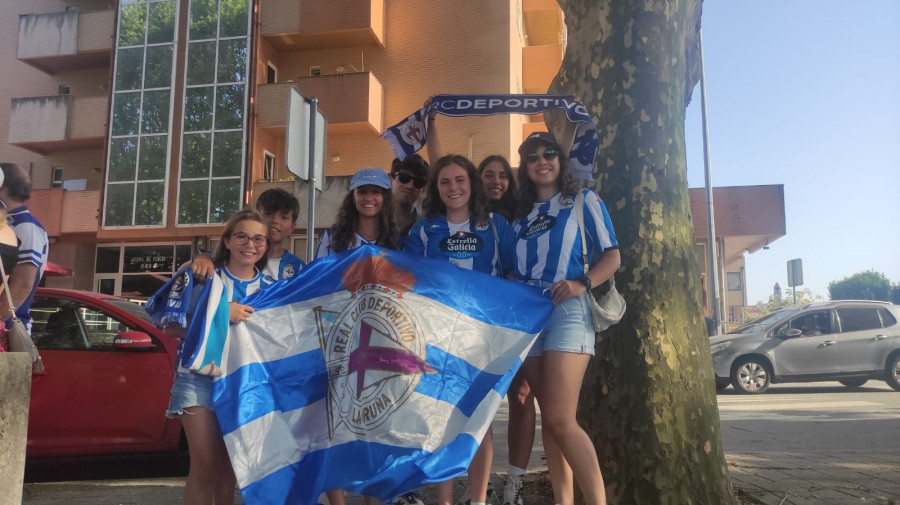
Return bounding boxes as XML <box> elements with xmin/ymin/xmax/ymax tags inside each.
<box><xmin>263</xmin><ymin>151</ymin><xmax>276</xmax><ymax>181</ymax></box>
<box><xmin>726</xmin><ymin>271</ymin><xmax>742</xmax><ymax>291</ymax></box>
<box><xmin>309</xmin><ymin>66</ymin><xmax>321</xmax><ymax>76</ymax></box>
<box><xmin>267</xmin><ymin>62</ymin><xmax>277</xmax><ymax>83</ymax></box>
<box><xmin>177</xmin><ymin>0</ymin><xmax>252</xmax><ymax>225</ymax></box>
<box><xmin>94</xmin><ymin>243</ymin><xmax>191</xmax><ymax>298</ymax></box>
<box><xmin>58</xmin><ymin>85</ymin><xmax>70</xmax><ymax>95</ymax></box>
<box><xmin>51</xmin><ymin>167</ymin><xmax>64</xmax><ymax>188</ymax></box>
<box><xmin>104</xmin><ymin>0</ymin><xmax>178</xmax><ymax>227</ymax></box>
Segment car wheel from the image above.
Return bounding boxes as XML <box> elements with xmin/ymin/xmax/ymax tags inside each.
<box><xmin>838</xmin><ymin>378</ymin><xmax>868</xmax><ymax>388</ymax></box>
<box><xmin>886</xmin><ymin>354</ymin><xmax>900</xmax><ymax>392</ymax></box>
<box><xmin>731</xmin><ymin>357</ymin><xmax>770</xmax><ymax>394</ymax></box>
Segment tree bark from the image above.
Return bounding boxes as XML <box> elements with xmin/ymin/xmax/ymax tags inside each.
<box><xmin>550</xmin><ymin>1</ymin><xmax>737</xmax><ymax>503</ymax></box>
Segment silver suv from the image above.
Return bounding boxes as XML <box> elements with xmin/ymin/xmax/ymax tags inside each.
<box><xmin>710</xmin><ymin>301</ymin><xmax>900</xmax><ymax>393</ymax></box>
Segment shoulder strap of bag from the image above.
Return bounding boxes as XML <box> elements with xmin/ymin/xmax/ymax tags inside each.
<box><xmin>573</xmin><ymin>191</ymin><xmax>616</xmax><ymax>290</ymax></box>
<box><xmin>0</xmin><ymin>252</ymin><xmax>18</xmax><ymax>321</ymax></box>
<box><xmin>488</xmin><ymin>212</ymin><xmax>502</xmax><ymax>277</ymax></box>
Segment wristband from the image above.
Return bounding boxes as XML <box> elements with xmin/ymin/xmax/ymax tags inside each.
<box><xmin>577</xmin><ymin>275</ymin><xmax>592</xmax><ymax>291</ymax></box>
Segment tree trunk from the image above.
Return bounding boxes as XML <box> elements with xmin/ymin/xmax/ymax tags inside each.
<box><xmin>550</xmin><ymin>1</ymin><xmax>737</xmax><ymax>503</ymax></box>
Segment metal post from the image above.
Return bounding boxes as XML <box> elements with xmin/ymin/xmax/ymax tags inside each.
<box><xmin>699</xmin><ymin>29</ymin><xmax>720</xmax><ymax>335</ymax></box>
<box><xmin>306</xmin><ymin>97</ymin><xmax>318</xmax><ymax>262</ymax></box>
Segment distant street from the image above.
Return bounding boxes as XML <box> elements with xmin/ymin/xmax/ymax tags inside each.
<box><xmin>717</xmin><ymin>381</ymin><xmax>900</xmax><ymax>453</ymax></box>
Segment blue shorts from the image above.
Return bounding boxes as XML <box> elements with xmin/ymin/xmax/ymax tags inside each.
<box><xmin>526</xmin><ymin>280</ymin><xmax>595</xmax><ymax>357</ymax></box>
<box><xmin>166</xmin><ymin>369</ymin><xmax>214</xmax><ymax>418</ymax></box>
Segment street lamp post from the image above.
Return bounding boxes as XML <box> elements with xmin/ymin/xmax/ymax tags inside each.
<box><xmin>699</xmin><ymin>29</ymin><xmax>720</xmax><ymax>335</ymax></box>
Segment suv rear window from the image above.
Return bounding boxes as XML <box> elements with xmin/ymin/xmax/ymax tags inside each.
<box><xmin>836</xmin><ymin>307</ymin><xmax>883</xmax><ymax>332</ymax></box>
<box><xmin>879</xmin><ymin>308</ymin><xmax>897</xmax><ymax>327</ymax></box>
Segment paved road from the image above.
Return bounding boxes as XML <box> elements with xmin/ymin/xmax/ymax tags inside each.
<box><xmin>718</xmin><ymin>381</ymin><xmax>900</xmax><ymax>452</ymax></box>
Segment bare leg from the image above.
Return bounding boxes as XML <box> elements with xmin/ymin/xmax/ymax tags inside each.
<box><xmin>523</xmin><ymin>353</ymin><xmax>606</xmax><ymax>505</ymax></box>
<box><xmin>436</xmin><ymin>479</ymin><xmax>454</xmax><ymax>505</ymax></box>
<box><xmin>468</xmin><ymin>427</ymin><xmax>494</xmax><ymax>502</ymax></box>
<box><xmin>506</xmin><ymin>371</ymin><xmax>536</xmax><ymax>470</ymax></box>
<box><xmin>181</xmin><ymin>407</ymin><xmax>234</xmax><ymax>505</ymax></box>
<box><xmin>542</xmin><ymin>431</ymin><xmax>574</xmax><ymax>505</ymax></box>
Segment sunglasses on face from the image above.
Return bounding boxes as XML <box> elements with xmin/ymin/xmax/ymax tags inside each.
<box><xmin>526</xmin><ymin>147</ymin><xmax>559</xmax><ymax>163</ymax></box>
<box><xmin>230</xmin><ymin>232</ymin><xmax>267</xmax><ymax>247</ymax></box>
<box><xmin>394</xmin><ymin>172</ymin><xmax>427</xmax><ymax>189</ymax></box>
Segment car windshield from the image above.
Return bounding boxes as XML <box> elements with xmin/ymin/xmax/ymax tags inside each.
<box><xmin>105</xmin><ymin>298</ymin><xmax>153</xmax><ymax>323</ymax></box>
<box><xmin>729</xmin><ymin>308</ymin><xmax>799</xmax><ymax>334</ymax></box>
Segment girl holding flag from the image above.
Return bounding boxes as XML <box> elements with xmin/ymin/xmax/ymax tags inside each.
<box><xmin>513</xmin><ymin>132</ymin><xmax>619</xmax><ymax>505</ymax></box>
<box><xmin>317</xmin><ymin>168</ymin><xmax>405</xmax><ymax>505</ymax></box>
<box><xmin>404</xmin><ymin>154</ymin><xmax>516</xmax><ymax>505</ymax></box>
<box><xmin>152</xmin><ymin>209</ymin><xmax>274</xmax><ymax>505</ymax></box>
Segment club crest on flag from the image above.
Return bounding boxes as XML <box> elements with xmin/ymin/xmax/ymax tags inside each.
<box><xmin>314</xmin><ymin>253</ymin><xmax>436</xmax><ymax>437</ymax></box>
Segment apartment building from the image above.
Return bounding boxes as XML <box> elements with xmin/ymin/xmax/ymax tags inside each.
<box><xmin>1</xmin><ymin>0</ymin><xmax>566</xmax><ymax>297</ymax></box>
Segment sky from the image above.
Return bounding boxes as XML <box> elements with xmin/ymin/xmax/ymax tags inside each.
<box><xmin>683</xmin><ymin>1</ymin><xmax>900</xmax><ymax>305</ymax></box>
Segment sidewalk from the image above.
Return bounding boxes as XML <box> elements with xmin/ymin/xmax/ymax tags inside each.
<box><xmin>22</xmin><ymin>451</ymin><xmax>900</xmax><ymax>505</ymax></box>
<box><xmin>19</xmin><ymin>399</ymin><xmax>900</xmax><ymax>505</ymax></box>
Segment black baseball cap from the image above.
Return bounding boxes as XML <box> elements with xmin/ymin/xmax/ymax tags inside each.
<box><xmin>517</xmin><ymin>131</ymin><xmax>561</xmax><ymax>155</ymax></box>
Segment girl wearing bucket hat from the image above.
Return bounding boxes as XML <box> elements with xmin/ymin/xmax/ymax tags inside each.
<box><xmin>316</xmin><ymin>168</ymin><xmax>400</xmax><ymax>259</ymax></box>
<box><xmin>316</xmin><ymin>168</ymin><xmax>402</xmax><ymax>505</ymax></box>
<box><xmin>511</xmin><ymin>132</ymin><xmax>620</xmax><ymax>505</ymax></box>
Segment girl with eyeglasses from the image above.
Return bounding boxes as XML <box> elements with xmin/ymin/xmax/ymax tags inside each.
<box><xmin>163</xmin><ymin>209</ymin><xmax>275</xmax><ymax>505</ymax></box>
<box><xmin>512</xmin><ymin>132</ymin><xmax>620</xmax><ymax>505</ymax></box>
<box><xmin>403</xmin><ymin>154</ymin><xmax>516</xmax><ymax>505</ymax></box>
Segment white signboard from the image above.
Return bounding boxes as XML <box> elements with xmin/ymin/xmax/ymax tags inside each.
<box><xmin>285</xmin><ymin>87</ymin><xmax>327</xmax><ymax>191</ymax></box>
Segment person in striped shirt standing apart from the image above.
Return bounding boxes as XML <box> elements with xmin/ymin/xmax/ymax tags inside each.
<box><xmin>512</xmin><ymin>132</ymin><xmax>620</xmax><ymax>505</ymax></box>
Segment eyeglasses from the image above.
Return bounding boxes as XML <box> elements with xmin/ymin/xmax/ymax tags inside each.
<box><xmin>526</xmin><ymin>147</ymin><xmax>559</xmax><ymax>163</ymax></box>
<box><xmin>230</xmin><ymin>232</ymin><xmax>267</xmax><ymax>247</ymax></box>
<box><xmin>393</xmin><ymin>172</ymin><xmax>427</xmax><ymax>189</ymax></box>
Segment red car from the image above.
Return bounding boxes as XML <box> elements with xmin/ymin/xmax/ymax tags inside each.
<box><xmin>27</xmin><ymin>288</ymin><xmax>183</xmax><ymax>458</ymax></box>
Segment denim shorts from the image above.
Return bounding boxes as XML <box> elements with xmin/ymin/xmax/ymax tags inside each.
<box><xmin>526</xmin><ymin>280</ymin><xmax>595</xmax><ymax>357</ymax></box>
<box><xmin>166</xmin><ymin>369</ymin><xmax>214</xmax><ymax>418</ymax></box>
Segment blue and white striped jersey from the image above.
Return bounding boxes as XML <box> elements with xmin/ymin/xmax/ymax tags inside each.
<box><xmin>403</xmin><ymin>214</ymin><xmax>516</xmax><ymax>276</ymax></box>
<box><xmin>264</xmin><ymin>251</ymin><xmax>305</xmax><ymax>281</ymax></box>
<box><xmin>315</xmin><ymin>229</ymin><xmax>378</xmax><ymax>259</ymax></box>
<box><xmin>512</xmin><ymin>189</ymin><xmax>618</xmax><ymax>283</ymax></box>
<box><xmin>176</xmin><ymin>266</ymin><xmax>274</xmax><ymax>373</ymax></box>
<box><xmin>219</xmin><ymin>266</ymin><xmax>275</xmax><ymax>300</ymax></box>
<box><xmin>7</xmin><ymin>205</ymin><xmax>48</xmax><ymax>331</ymax></box>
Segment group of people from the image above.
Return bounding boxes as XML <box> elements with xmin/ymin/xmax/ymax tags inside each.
<box><xmin>161</xmin><ymin>117</ymin><xmax>620</xmax><ymax>505</ymax></box>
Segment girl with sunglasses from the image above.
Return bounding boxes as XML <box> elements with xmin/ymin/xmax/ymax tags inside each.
<box><xmin>404</xmin><ymin>154</ymin><xmax>516</xmax><ymax>505</ymax></box>
<box><xmin>162</xmin><ymin>209</ymin><xmax>274</xmax><ymax>505</ymax></box>
<box><xmin>512</xmin><ymin>132</ymin><xmax>620</xmax><ymax>505</ymax></box>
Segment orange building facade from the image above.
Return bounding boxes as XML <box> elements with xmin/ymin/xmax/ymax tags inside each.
<box><xmin>1</xmin><ymin>0</ymin><xmax>566</xmax><ymax>297</ymax></box>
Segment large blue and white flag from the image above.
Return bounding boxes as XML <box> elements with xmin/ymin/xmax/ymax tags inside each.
<box><xmin>208</xmin><ymin>245</ymin><xmax>554</xmax><ymax>505</ymax></box>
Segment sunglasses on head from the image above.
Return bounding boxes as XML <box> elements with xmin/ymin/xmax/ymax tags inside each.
<box><xmin>394</xmin><ymin>172</ymin><xmax>427</xmax><ymax>189</ymax></box>
<box><xmin>526</xmin><ymin>147</ymin><xmax>559</xmax><ymax>163</ymax></box>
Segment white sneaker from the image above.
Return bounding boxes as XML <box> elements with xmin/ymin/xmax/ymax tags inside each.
<box><xmin>501</xmin><ymin>476</ymin><xmax>524</xmax><ymax>505</ymax></box>
<box><xmin>394</xmin><ymin>491</ymin><xmax>425</xmax><ymax>505</ymax></box>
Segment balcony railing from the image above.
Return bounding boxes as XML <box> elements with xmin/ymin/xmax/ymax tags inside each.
<box><xmin>8</xmin><ymin>95</ymin><xmax>107</xmax><ymax>154</ymax></box>
<box><xmin>17</xmin><ymin>9</ymin><xmax>114</xmax><ymax>74</ymax></box>
<box><xmin>256</xmin><ymin>72</ymin><xmax>383</xmax><ymax>135</ymax></box>
<box><xmin>260</xmin><ymin>0</ymin><xmax>384</xmax><ymax>50</ymax></box>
